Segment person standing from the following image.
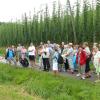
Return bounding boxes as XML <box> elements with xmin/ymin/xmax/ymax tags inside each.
<box><xmin>61</xmin><ymin>42</ymin><xmax>65</xmax><ymax>54</ymax></box>
<box><xmin>20</xmin><ymin>46</ymin><xmax>29</xmax><ymax>67</ymax></box>
<box><xmin>66</xmin><ymin>43</ymin><xmax>74</xmax><ymax>73</ymax></box>
<box><xmin>28</xmin><ymin>43</ymin><xmax>36</xmax><ymax>67</ymax></box>
<box><xmin>12</xmin><ymin>45</ymin><xmax>17</xmax><ymax>62</ymax></box>
<box><xmin>38</xmin><ymin>45</ymin><xmax>43</xmax><ymax>69</ymax></box>
<box><xmin>62</xmin><ymin>45</ymin><xmax>69</xmax><ymax>72</ymax></box>
<box><xmin>21</xmin><ymin>46</ymin><xmax>27</xmax><ymax>60</ymax></box>
<box><xmin>52</xmin><ymin>47</ymin><xmax>59</xmax><ymax>75</ymax></box>
<box><xmin>6</xmin><ymin>46</ymin><xmax>16</xmax><ymax>65</ymax></box>
<box><xmin>42</xmin><ymin>44</ymin><xmax>50</xmax><ymax>71</ymax></box>
<box><xmin>83</xmin><ymin>42</ymin><xmax>91</xmax><ymax>78</ymax></box>
<box><xmin>76</xmin><ymin>46</ymin><xmax>87</xmax><ymax>79</ymax></box>
<box><xmin>73</xmin><ymin>45</ymin><xmax>78</xmax><ymax>71</ymax></box>
<box><xmin>17</xmin><ymin>44</ymin><xmax>22</xmax><ymax>61</ymax></box>
<box><xmin>93</xmin><ymin>46</ymin><xmax>100</xmax><ymax>82</ymax></box>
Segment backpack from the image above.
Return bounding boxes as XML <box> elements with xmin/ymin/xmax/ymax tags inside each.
<box><xmin>57</xmin><ymin>53</ymin><xmax>64</xmax><ymax>64</ymax></box>
<box><xmin>20</xmin><ymin>58</ymin><xmax>29</xmax><ymax>67</ymax></box>
<box><xmin>5</xmin><ymin>49</ymin><xmax>14</xmax><ymax>59</ymax></box>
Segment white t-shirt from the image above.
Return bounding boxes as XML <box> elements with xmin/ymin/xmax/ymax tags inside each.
<box><xmin>28</xmin><ymin>46</ymin><xmax>36</xmax><ymax>56</ymax></box>
<box><xmin>94</xmin><ymin>51</ymin><xmax>100</xmax><ymax>64</ymax></box>
<box><xmin>42</xmin><ymin>47</ymin><xmax>50</xmax><ymax>58</ymax></box>
<box><xmin>85</xmin><ymin>47</ymin><xmax>91</xmax><ymax>56</ymax></box>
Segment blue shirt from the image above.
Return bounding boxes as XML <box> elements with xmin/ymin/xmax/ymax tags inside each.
<box><xmin>52</xmin><ymin>51</ymin><xmax>59</xmax><ymax>63</ymax></box>
<box><xmin>8</xmin><ymin>50</ymin><xmax>14</xmax><ymax>58</ymax></box>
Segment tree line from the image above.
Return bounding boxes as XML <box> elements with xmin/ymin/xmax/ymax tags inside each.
<box><xmin>0</xmin><ymin>0</ymin><xmax>100</xmax><ymax>46</ymax></box>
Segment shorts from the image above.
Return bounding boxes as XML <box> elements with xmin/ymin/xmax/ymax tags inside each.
<box><xmin>29</xmin><ymin>55</ymin><xmax>35</xmax><ymax>61</ymax></box>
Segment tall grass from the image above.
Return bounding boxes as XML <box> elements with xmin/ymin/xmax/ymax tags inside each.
<box><xmin>0</xmin><ymin>63</ymin><xmax>100</xmax><ymax>100</ymax></box>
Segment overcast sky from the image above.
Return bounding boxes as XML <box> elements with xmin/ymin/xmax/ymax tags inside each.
<box><xmin>0</xmin><ymin>0</ymin><xmax>87</xmax><ymax>22</ymax></box>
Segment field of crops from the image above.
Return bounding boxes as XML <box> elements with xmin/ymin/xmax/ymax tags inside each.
<box><xmin>0</xmin><ymin>0</ymin><xmax>100</xmax><ymax>46</ymax></box>
<box><xmin>0</xmin><ymin>63</ymin><xmax>100</xmax><ymax>100</ymax></box>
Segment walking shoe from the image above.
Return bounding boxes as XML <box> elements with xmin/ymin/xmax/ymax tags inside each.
<box><xmin>76</xmin><ymin>73</ymin><xmax>81</xmax><ymax>77</ymax></box>
<box><xmin>81</xmin><ymin>76</ymin><xmax>85</xmax><ymax>80</ymax></box>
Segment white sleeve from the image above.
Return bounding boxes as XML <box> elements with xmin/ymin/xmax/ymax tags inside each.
<box><xmin>85</xmin><ymin>48</ymin><xmax>91</xmax><ymax>54</ymax></box>
<box><xmin>98</xmin><ymin>52</ymin><xmax>100</xmax><ymax>58</ymax></box>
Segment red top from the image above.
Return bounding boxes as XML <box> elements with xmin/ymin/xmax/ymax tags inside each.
<box><xmin>76</xmin><ymin>50</ymin><xmax>87</xmax><ymax>66</ymax></box>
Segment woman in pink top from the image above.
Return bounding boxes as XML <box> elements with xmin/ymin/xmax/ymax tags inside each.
<box><xmin>21</xmin><ymin>46</ymin><xmax>27</xmax><ymax>60</ymax></box>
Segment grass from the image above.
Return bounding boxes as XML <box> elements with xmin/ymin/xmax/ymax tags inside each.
<box><xmin>0</xmin><ymin>63</ymin><xmax>100</xmax><ymax>100</ymax></box>
<box><xmin>0</xmin><ymin>84</ymin><xmax>42</xmax><ymax>100</ymax></box>
<box><xmin>0</xmin><ymin>47</ymin><xmax>5</xmax><ymax>56</ymax></box>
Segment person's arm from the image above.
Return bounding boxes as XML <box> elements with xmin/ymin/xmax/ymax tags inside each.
<box><xmin>66</xmin><ymin>50</ymin><xmax>70</xmax><ymax>56</ymax></box>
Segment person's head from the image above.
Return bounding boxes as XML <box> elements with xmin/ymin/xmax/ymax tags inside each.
<box><xmin>56</xmin><ymin>44</ymin><xmax>59</xmax><ymax>48</ymax></box>
<box><xmin>99</xmin><ymin>44</ymin><xmax>100</xmax><ymax>48</ymax></box>
<box><xmin>62</xmin><ymin>42</ymin><xmax>64</xmax><ymax>45</ymax></box>
<box><xmin>54</xmin><ymin>47</ymin><xmax>58</xmax><ymax>52</ymax></box>
<box><xmin>44</xmin><ymin>44</ymin><xmax>47</xmax><ymax>48</ymax></box>
<box><xmin>40</xmin><ymin>42</ymin><xmax>43</xmax><ymax>45</ymax></box>
<box><xmin>30</xmin><ymin>43</ymin><xmax>33</xmax><ymax>46</ymax></box>
<box><xmin>73</xmin><ymin>45</ymin><xmax>77</xmax><ymax>50</ymax></box>
<box><xmin>83</xmin><ymin>42</ymin><xmax>88</xmax><ymax>48</ymax></box>
<box><xmin>12</xmin><ymin>45</ymin><xmax>15</xmax><ymax>48</ymax></box>
<box><xmin>68</xmin><ymin>43</ymin><xmax>73</xmax><ymax>48</ymax></box>
<box><xmin>18</xmin><ymin>44</ymin><xmax>21</xmax><ymax>46</ymax></box>
<box><xmin>93</xmin><ymin>43</ymin><xmax>98</xmax><ymax>47</ymax></box>
<box><xmin>47</xmin><ymin>40</ymin><xmax>50</xmax><ymax>44</ymax></box>
<box><xmin>64</xmin><ymin>45</ymin><xmax>68</xmax><ymax>49</ymax></box>
<box><xmin>75</xmin><ymin>45</ymin><xmax>79</xmax><ymax>49</ymax></box>
<box><xmin>93</xmin><ymin>46</ymin><xmax>99</xmax><ymax>53</ymax></box>
<box><xmin>22</xmin><ymin>45</ymin><xmax>25</xmax><ymax>49</ymax></box>
<box><xmin>78</xmin><ymin>46</ymin><xmax>83</xmax><ymax>52</ymax></box>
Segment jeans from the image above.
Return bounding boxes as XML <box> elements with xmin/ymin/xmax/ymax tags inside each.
<box><xmin>7</xmin><ymin>57</ymin><xmax>16</xmax><ymax>65</ymax></box>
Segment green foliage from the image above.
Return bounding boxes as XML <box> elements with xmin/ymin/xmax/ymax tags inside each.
<box><xmin>0</xmin><ymin>1</ymin><xmax>99</xmax><ymax>46</ymax></box>
<box><xmin>0</xmin><ymin>63</ymin><xmax>100</xmax><ymax>100</ymax></box>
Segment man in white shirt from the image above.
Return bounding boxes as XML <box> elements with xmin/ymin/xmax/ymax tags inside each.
<box><xmin>42</xmin><ymin>44</ymin><xmax>50</xmax><ymax>71</ymax></box>
<box><xmin>28</xmin><ymin>43</ymin><xmax>36</xmax><ymax>67</ymax></box>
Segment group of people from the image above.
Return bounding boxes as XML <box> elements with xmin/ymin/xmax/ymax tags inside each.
<box><xmin>38</xmin><ymin>41</ymin><xmax>100</xmax><ymax>82</ymax></box>
<box><xmin>5</xmin><ymin>43</ymin><xmax>36</xmax><ymax>67</ymax></box>
<box><xmin>5</xmin><ymin>41</ymin><xmax>100</xmax><ymax>82</ymax></box>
